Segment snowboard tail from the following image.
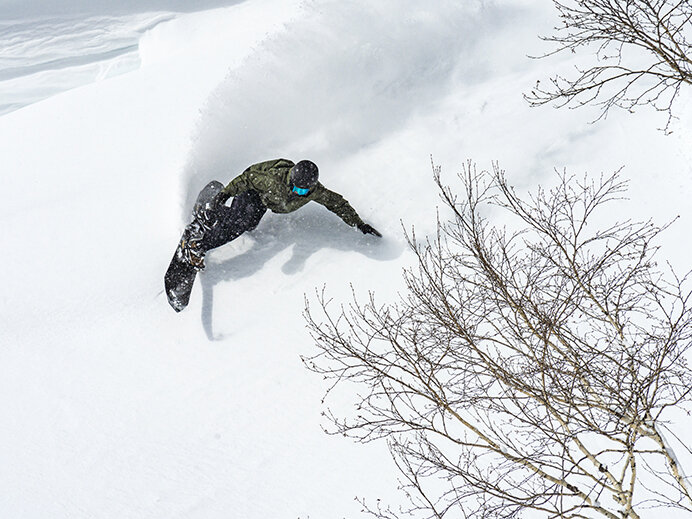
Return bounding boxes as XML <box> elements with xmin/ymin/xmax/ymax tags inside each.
<box><xmin>164</xmin><ymin>181</ymin><xmax>224</xmax><ymax>312</ymax></box>
<box><xmin>164</xmin><ymin>255</ymin><xmax>197</xmax><ymax>312</ymax></box>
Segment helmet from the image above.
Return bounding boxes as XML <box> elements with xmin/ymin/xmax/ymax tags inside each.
<box><xmin>290</xmin><ymin>160</ymin><xmax>319</xmax><ymax>189</ymax></box>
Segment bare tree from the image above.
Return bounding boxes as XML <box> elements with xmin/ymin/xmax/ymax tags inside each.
<box><xmin>525</xmin><ymin>0</ymin><xmax>692</xmax><ymax>129</ymax></box>
<box><xmin>303</xmin><ymin>162</ymin><xmax>692</xmax><ymax>518</ymax></box>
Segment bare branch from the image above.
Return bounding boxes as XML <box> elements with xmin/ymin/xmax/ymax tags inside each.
<box><xmin>303</xmin><ymin>161</ymin><xmax>692</xmax><ymax>518</ymax></box>
<box><xmin>526</xmin><ymin>0</ymin><xmax>692</xmax><ymax>131</ymax></box>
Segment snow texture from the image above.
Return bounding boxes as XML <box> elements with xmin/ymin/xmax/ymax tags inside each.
<box><xmin>0</xmin><ymin>0</ymin><xmax>691</xmax><ymax>517</ymax></box>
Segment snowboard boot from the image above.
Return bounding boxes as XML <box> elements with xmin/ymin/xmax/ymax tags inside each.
<box><xmin>179</xmin><ymin>219</ymin><xmax>208</xmax><ymax>271</ymax></box>
<box><xmin>178</xmin><ymin>196</ymin><xmax>224</xmax><ymax>271</ymax></box>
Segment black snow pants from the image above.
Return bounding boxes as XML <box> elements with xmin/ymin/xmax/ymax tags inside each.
<box><xmin>201</xmin><ymin>189</ymin><xmax>267</xmax><ymax>252</ymax></box>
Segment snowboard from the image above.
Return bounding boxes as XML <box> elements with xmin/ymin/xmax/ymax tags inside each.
<box><xmin>164</xmin><ymin>181</ymin><xmax>224</xmax><ymax>312</ymax></box>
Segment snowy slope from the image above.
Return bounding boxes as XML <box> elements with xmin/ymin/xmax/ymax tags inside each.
<box><xmin>0</xmin><ymin>13</ymin><xmax>173</xmax><ymax>116</ymax></box>
<box><xmin>1</xmin><ymin>1</ymin><xmax>691</xmax><ymax>518</ymax></box>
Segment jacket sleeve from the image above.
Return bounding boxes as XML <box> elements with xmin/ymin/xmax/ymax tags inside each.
<box><xmin>217</xmin><ymin>168</ymin><xmax>256</xmax><ymax>205</ymax></box>
<box><xmin>314</xmin><ymin>187</ymin><xmax>365</xmax><ymax>228</ymax></box>
<box><xmin>217</xmin><ymin>159</ymin><xmax>292</xmax><ymax>206</ymax></box>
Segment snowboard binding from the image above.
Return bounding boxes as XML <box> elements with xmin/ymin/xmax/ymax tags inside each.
<box><xmin>178</xmin><ymin>189</ymin><xmax>224</xmax><ymax>271</ymax></box>
<box><xmin>178</xmin><ymin>226</ymin><xmax>207</xmax><ymax>271</ymax></box>
<box><xmin>164</xmin><ymin>181</ymin><xmax>225</xmax><ymax>311</ymax></box>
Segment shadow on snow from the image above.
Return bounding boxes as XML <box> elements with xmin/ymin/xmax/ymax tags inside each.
<box><xmin>197</xmin><ymin>204</ymin><xmax>403</xmax><ymax>340</ymax></box>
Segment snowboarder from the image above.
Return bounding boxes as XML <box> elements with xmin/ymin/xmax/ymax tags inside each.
<box><xmin>164</xmin><ymin>158</ymin><xmax>381</xmax><ymax>311</ymax></box>
<box><xmin>180</xmin><ymin>158</ymin><xmax>382</xmax><ymax>271</ymax></box>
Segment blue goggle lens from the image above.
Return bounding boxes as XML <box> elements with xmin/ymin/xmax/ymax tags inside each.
<box><xmin>292</xmin><ymin>186</ymin><xmax>310</xmax><ymax>196</ymax></box>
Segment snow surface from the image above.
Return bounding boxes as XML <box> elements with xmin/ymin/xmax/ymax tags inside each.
<box><xmin>1</xmin><ymin>0</ymin><xmax>691</xmax><ymax>517</ymax></box>
<box><xmin>0</xmin><ymin>13</ymin><xmax>173</xmax><ymax>116</ymax></box>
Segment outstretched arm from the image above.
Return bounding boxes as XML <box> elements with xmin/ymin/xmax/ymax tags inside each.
<box><xmin>314</xmin><ymin>187</ymin><xmax>382</xmax><ymax>237</ymax></box>
<box><xmin>355</xmin><ymin>222</ymin><xmax>382</xmax><ymax>237</ymax></box>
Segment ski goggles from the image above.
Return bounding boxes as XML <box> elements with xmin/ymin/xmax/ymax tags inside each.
<box><xmin>292</xmin><ymin>185</ymin><xmax>310</xmax><ymax>196</ymax></box>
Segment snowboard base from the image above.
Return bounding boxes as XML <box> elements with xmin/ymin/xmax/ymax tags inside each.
<box><xmin>164</xmin><ymin>250</ymin><xmax>198</xmax><ymax>312</ymax></box>
<box><xmin>164</xmin><ymin>181</ymin><xmax>224</xmax><ymax>312</ymax></box>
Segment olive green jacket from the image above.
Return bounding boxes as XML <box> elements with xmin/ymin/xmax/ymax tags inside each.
<box><xmin>218</xmin><ymin>158</ymin><xmax>365</xmax><ymax>228</ymax></box>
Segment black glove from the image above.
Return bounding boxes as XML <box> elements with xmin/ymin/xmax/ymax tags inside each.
<box><xmin>357</xmin><ymin>222</ymin><xmax>382</xmax><ymax>237</ymax></box>
<box><xmin>207</xmin><ymin>192</ymin><xmax>225</xmax><ymax>211</ymax></box>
